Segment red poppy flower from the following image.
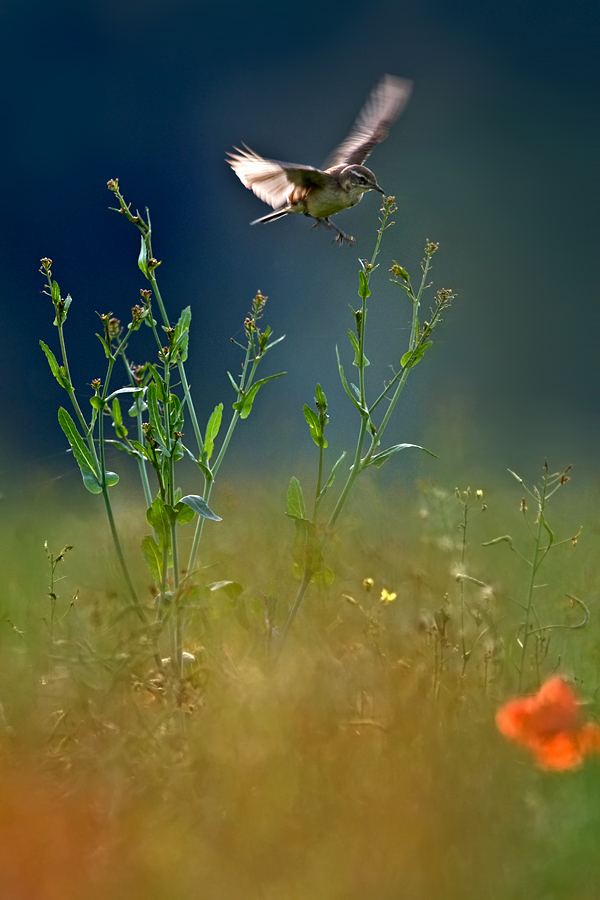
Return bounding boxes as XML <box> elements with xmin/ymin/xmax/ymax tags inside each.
<box><xmin>496</xmin><ymin>676</ymin><xmax>600</xmax><ymax>770</ymax></box>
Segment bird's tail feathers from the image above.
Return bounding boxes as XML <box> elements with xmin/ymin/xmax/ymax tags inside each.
<box><xmin>251</xmin><ymin>208</ymin><xmax>290</xmax><ymax>225</ymax></box>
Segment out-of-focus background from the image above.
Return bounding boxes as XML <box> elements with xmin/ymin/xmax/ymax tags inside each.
<box><xmin>2</xmin><ymin>0</ymin><xmax>599</xmax><ymax>491</ymax></box>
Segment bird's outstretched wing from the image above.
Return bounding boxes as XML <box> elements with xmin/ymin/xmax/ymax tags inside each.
<box><xmin>227</xmin><ymin>146</ymin><xmax>330</xmax><ymax>209</ymax></box>
<box><xmin>323</xmin><ymin>75</ymin><xmax>413</xmax><ymax>169</ymax></box>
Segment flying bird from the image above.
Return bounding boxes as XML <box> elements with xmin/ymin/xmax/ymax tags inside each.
<box><xmin>227</xmin><ymin>75</ymin><xmax>413</xmax><ymax>245</ymax></box>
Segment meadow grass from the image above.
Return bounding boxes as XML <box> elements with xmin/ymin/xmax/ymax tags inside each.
<box><xmin>0</xmin><ymin>468</ymin><xmax>599</xmax><ymax>899</ymax></box>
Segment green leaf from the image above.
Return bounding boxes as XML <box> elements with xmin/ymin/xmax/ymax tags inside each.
<box><xmin>179</xmin><ymin>494</ymin><xmax>221</xmax><ymax>521</ymax></box>
<box><xmin>196</xmin><ymin>459</ymin><xmax>213</xmax><ymax>482</ymax></box>
<box><xmin>105</xmin><ymin>471</ymin><xmax>119</xmax><ymax>487</ymax></box>
<box><xmin>39</xmin><ymin>341</ymin><xmax>71</xmax><ymax>390</ymax></box>
<box><xmin>291</xmin><ymin>518</ymin><xmax>323</xmax><ymax>577</ymax></box>
<box><xmin>95</xmin><ymin>333</ymin><xmax>112</xmax><ymax>360</ymax></box>
<box><xmin>168</xmin><ymin>393</ymin><xmax>184</xmax><ymax>433</ymax></box>
<box><xmin>51</xmin><ymin>280</ymin><xmax>60</xmax><ymax>302</ymax></box>
<box><xmin>52</xmin><ymin>293</ymin><xmax>72</xmax><ymax>327</ymax></box>
<box><xmin>172</xmin><ymin>306</ymin><xmax>191</xmax><ymax>361</ymax></box>
<box><xmin>208</xmin><ymin>581</ymin><xmax>244</xmax><ymax>600</ymax></box>
<box><xmin>81</xmin><ymin>472</ymin><xmax>103</xmax><ymax>494</ymax></box>
<box><xmin>369</xmin><ymin>442</ymin><xmax>437</xmax><ymax>469</ymax></box>
<box><xmin>147</xmin><ymin>382</ymin><xmax>168</xmax><ymax>447</ymax></box>
<box><xmin>208</xmin><ymin>581</ymin><xmax>247</xmax><ymax>630</ymax></box>
<box><xmin>315</xmin><ymin>383</ymin><xmax>327</xmax><ymax>413</ymax></box>
<box><xmin>147</xmin><ymin>365</ymin><xmax>166</xmax><ymax>401</ymax></box>
<box><xmin>336</xmin><ymin>346</ymin><xmax>364</xmax><ymax>412</ymax></box>
<box><xmin>111</xmin><ymin>398</ymin><xmax>128</xmax><ymax>438</ymax></box>
<box><xmin>232</xmin><ymin>372</ymin><xmax>286</xmax><ymax>419</ymax></box>
<box><xmin>176</xmin><ymin>503</ymin><xmax>196</xmax><ymax>525</ymax></box>
<box><xmin>303</xmin><ymin>405</ymin><xmax>327</xmax><ymax>449</ymax></box>
<box><xmin>141</xmin><ymin>534</ymin><xmax>163</xmax><ymax>584</ymax></box>
<box><xmin>348</xmin><ymin>330</ymin><xmax>370</xmax><ymax>368</ymax></box>
<box><xmin>263</xmin><ymin>333</ymin><xmax>286</xmax><ymax>353</ymax></box>
<box><xmin>358</xmin><ymin>270</ymin><xmax>371</xmax><ymax>299</ymax></box>
<box><xmin>138</xmin><ymin>235</ymin><xmax>150</xmax><ymax>277</ymax></box>
<box><xmin>57</xmin><ymin>407</ymin><xmax>101</xmax><ymax>493</ymax></box>
<box><xmin>89</xmin><ymin>396</ymin><xmax>105</xmax><ymax>410</ymax></box>
<box><xmin>128</xmin><ymin>439</ymin><xmax>152</xmax><ymax>461</ymax></box>
<box><xmin>311</xmin><ymin>566</ymin><xmax>334</xmax><ymax>585</ymax></box>
<box><xmin>204</xmin><ymin>403</ymin><xmax>223</xmax><ymax>461</ymax></box>
<box><xmin>227</xmin><ymin>371</ymin><xmax>240</xmax><ymax>393</ymax></box>
<box><xmin>146</xmin><ymin>496</ymin><xmax>170</xmax><ymax>548</ymax></box>
<box><xmin>128</xmin><ymin>395</ymin><xmax>148</xmax><ymax>417</ymax></box>
<box><xmin>319</xmin><ymin>451</ymin><xmax>347</xmax><ymax>498</ymax></box>
<box><xmin>106</xmin><ymin>386</ymin><xmax>144</xmax><ymax>402</ymax></box>
<box><xmin>400</xmin><ymin>341</ymin><xmax>433</xmax><ymax>369</ymax></box>
<box><xmin>286</xmin><ymin>476</ymin><xmax>306</xmax><ymax>520</ymax></box>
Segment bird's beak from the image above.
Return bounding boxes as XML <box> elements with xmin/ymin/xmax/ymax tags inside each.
<box><xmin>373</xmin><ymin>183</ymin><xmax>384</xmax><ymax>194</ymax></box>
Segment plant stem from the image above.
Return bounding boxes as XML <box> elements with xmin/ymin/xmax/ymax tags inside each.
<box><xmin>278</xmin><ymin>568</ymin><xmax>313</xmax><ymax>655</ymax></box>
<box><xmin>518</xmin><ymin>481</ymin><xmax>548</xmax><ymax>691</ymax></box>
<box><xmin>187</xmin><ymin>347</ymin><xmax>259</xmax><ymax>573</ymax></box>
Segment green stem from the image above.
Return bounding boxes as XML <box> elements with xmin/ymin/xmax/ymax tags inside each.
<box><xmin>149</xmin><ymin>273</ymin><xmax>204</xmax><ymax>455</ymax></box>
<box><xmin>313</xmin><ymin>443</ymin><xmax>324</xmax><ymax>521</ymax></box>
<box><xmin>120</xmin><ymin>351</ymin><xmax>153</xmax><ymax>508</ymax></box>
<box><xmin>518</xmin><ymin>486</ymin><xmax>548</xmax><ymax>691</ymax></box>
<box><xmin>327</xmin><ymin>416</ymin><xmax>368</xmax><ymax>531</ymax></box>
<box><xmin>187</xmin><ymin>347</ymin><xmax>259</xmax><ymax>573</ymax></box>
<box><xmin>277</xmin><ymin>568</ymin><xmax>313</xmax><ymax>655</ymax></box>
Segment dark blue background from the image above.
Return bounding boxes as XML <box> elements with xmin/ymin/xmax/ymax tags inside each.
<box><xmin>2</xmin><ymin>0</ymin><xmax>599</xmax><ymax>491</ymax></box>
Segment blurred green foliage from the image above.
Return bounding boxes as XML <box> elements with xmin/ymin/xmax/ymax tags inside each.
<box><xmin>0</xmin><ymin>467</ymin><xmax>598</xmax><ymax>897</ymax></box>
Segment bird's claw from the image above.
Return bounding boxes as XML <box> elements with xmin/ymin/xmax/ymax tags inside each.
<box><xmin>333</xmin><ymin>231</ymin><xmax>355</xmax><ymax>247</ymax></box>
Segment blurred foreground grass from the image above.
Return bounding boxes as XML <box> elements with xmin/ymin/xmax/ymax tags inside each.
<box><xmin>1</xmin><ymin>469</ymin><xmax>600</xmax><ymax>899</ymax></box>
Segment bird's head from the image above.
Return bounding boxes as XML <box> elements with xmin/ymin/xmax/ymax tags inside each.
<box><xmin>339</xmin><ymin>165</ymin><xmax>384</xmax><ymax>196</ymax></box>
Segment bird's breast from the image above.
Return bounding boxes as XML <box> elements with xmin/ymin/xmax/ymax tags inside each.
<box><xmin>302</xmin><ymin>183</ymin><xmax>359</xmax><ymax>219</ymax></box>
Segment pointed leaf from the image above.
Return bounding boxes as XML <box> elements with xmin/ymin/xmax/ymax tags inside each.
<box><xmin>179</xmin><ymin>494</ymin><xmax>221</xmax><ymax>521</ymax></box>
<box><xmin>286</xmin><ymin>476</ymin><xmax>306</xmax><ymax>520</ymax></box>
<box><xmin>336</xmin><ymin>346</ymin><xmax>364</xmax><ymax>413</ymax></box>
<box><xmin>232</xmin><ymin>372</ymin><xmax>286</xmax><ymax>419</ymax></box>
<box><xmin>204</xmin><ymin>403</ymin><xmax>223</xmax><ymax>461</ymax></box>
<box><xmin>147</xmin><ymin>382</ymin><xmax>167</xmax><ymax>447</ymax></box>
<box><xmin>369</xmin><ymin>442</ymin><xmax>437</xmax><ymax>469</ymax></box>
<box><xmin>176</xmin><ymin>502</ymin><xmax>196</xmax><ymax>525</ymax></box>
<box><xmin>358</xmin><ymin>270</ymin><xmax>371</xmax><ymax>299</ymax></box>
<box><xmin>401</xmin><ymin>341</ymin><xmax>432</xmax><ymax>369</ymax></box>
<box><xmin>138</xmin><ymin>235</ymin><xmax>150</xmax><ymax>277</ymax></box>
<box><xmin>319</xmin><ymin>451</ymin><xmax>347</xmax><ymax>498</ymax></box>
<box><xmin>58</xmin><ymin>408</ymin><xmax>98</xmax><ymax>484</ymax></box>
<box><xmin>208</xmin><ymin>581</ymin><xmax>244</xmax><ymax>600</ymax></box>
<box><xmin>315</xmin><ymin>383</ymin><xmax>328</xmax><ymax>415</ymax></box>
<box><xmin>348</xmin><ymin>330</ymin><xmax>370</xmax><ymax>368</ymax></box>
<box><xmin>303</xmin><ymin>405</ymin><xmax>327</xmax><ymax>449</ymax></box>
<box><xmin>172</xmin><ymin>306</ymin><xmax>191</xmax><ymax>361</ymax></box>
<box><xmin>39</xmin><ymin>341</ymin><xmax>71</xmax><ymax>390</ymax></box>
<box><xmin>227</xmin><ymin>371</ymin><xmax>240</xmax><ymax>393</ymax></box>
<box><xmin>141</xmin><ymin>534</ymin><xmax>163</xmax><ymax>584</ymax></box>
<box><xmin>146</xmin><ymin>496</ymin><xmax>170</xmax><ymax>548</ymax></box>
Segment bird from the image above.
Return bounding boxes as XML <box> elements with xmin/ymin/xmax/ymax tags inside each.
<box><xmin>227</xmin><ymin>75</ymin><xmax>413</xmax><ymax>245</ymax></box>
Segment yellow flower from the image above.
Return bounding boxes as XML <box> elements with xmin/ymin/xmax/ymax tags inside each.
<box><xmin>380</xmin><ymin>589</ymin><xmax>397</xmax><ymax>605</ymax></box>
<box><xmin>363</xmin><ymin>577</ymin><xmax>375</xmax><ymax>592</ymax></box>
<box><xmin>476</xmin><ymin>489</ymin><xmax>483</xmax><ymax>499</ymax></box>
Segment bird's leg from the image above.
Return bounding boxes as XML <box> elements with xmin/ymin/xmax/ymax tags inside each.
<box><xmin>308</xmin><ymin>216</ymin><xmax>355</xmax><ymax>246</ymax></box>
<box><xmin>324</xmin><ymin>218</ymin><xmax>355</xmax><ymax>247</ymax></box>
